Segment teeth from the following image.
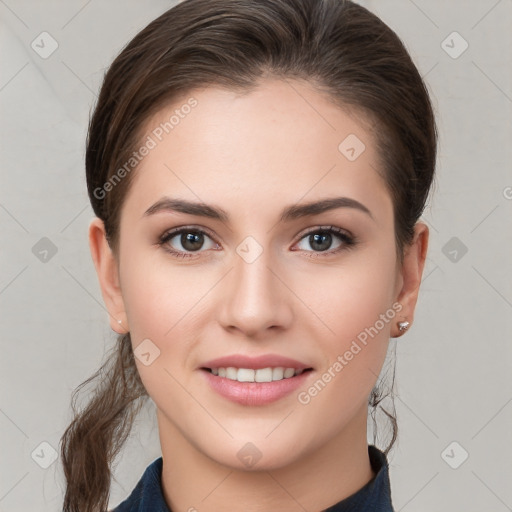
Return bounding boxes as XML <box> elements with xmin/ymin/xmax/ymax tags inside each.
<box><xmin>272</xmin><ymin>367</ymin><xmax>284</xmax><ymax>380</ymax></box>
<box><xmin>210</xmin><ymin>367</ymin><xmax>305</xmax><ymax>383</ymax></box>
<box><xmin>283</xmin><ymin>368</ymin><xmax>295</xmax><ymax>378</ymax></box>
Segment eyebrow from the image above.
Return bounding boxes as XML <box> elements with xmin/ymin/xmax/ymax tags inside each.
<box><xmin>143</xmin><ymin>196</ymin><xmax>374</xmax><ymax>222</ymax></box>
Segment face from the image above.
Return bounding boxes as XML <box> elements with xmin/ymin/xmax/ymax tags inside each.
<box><xmin>90</xmin><ymin>78</ymin><xmax>426</xmax><ymax>471</ymax></box>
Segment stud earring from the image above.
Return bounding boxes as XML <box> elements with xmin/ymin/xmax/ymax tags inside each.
<box><xmin>398</xmin><ymin>320</ymin><xmax>410</xmax><ymax>332</ymax></box>
<box><xmin>112</xmin><ymin>316</ymin><xmax>128</xmax><ymax>334</ymax></box>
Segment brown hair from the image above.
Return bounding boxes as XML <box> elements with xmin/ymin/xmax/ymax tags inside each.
<box><xmin>60</xmin><ymin>0</ymin><xmax>437</xmax><ymax>510</ymax></box>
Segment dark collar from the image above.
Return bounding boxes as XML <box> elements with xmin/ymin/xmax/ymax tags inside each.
<box><xmin>111</xmin><ymin>444</ymin><xmax>394</xmax><ymax>511</ymax></box>
<box><xmin>323</xmin><ymin>445</ymin><xmax>394</xmax><ymax>511</ymax></box>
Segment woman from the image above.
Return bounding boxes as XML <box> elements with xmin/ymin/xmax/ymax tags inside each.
<box><xmin>60</xmin><ymin>0</ymin><xmax>437</xmax><ymax>510</ymax></box>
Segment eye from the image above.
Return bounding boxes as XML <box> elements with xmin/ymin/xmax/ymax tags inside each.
<box><xmin>158</xmin><ymin>225</ymin><xmax>357</xmax><ymax>260</ymax></box>
<box><xmin>294</xmin><ymin>226</ymin><xmax>357</xmax><ymax>257</ymax></box>
<box><xmin>158</xmin><ymin>226</ymin><xmax>219</xmax><ymax>258</ymax></box>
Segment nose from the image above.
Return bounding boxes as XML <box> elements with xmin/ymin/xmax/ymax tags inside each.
<box><xmin>217</xmin><ymin>247</ymin><xmax>293</xmax><ymax>338</ymax></box>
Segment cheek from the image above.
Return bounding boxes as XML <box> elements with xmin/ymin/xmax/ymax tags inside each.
<box><xmin>305</xmin><ymin>250</ymin><xmax>397</xmax><ymax>344</ymax></box>
<box><xmin>297</xmin><ymin>246</ymin><xmax>398</xmax><ymax>405</ymax></box>
<box><xmin>119</xmin><ymin>243</ymin><xmax>203</xmax><ymax>339</ymax></box>
<box><xmin>118</xmin><ymin>251</ymin><xmax>201</xmax><ymax>402</ymax></box>
<box><xmin>118</xmin><ymin>249</ymin><xmax>213</xmax><ymax>395</ymax></box>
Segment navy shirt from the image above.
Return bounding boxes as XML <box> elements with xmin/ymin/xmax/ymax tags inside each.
<box><xmin>111</xmin><ymin>444</ymin><xmax>394</xmax><ymax>511</ymax></box>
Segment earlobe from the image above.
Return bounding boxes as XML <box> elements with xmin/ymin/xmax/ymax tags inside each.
<box><xmin>392</xmin><ymin>222</ymin><xmax>429</xmax><ymax>338</ymax></box>
<box><xmin>88</xmin><ymin>218</ymin><xmax>129</xmax><ymax>333</ymax></box>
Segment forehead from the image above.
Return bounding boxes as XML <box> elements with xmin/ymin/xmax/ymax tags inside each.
<box><xmin>122</xmin><ymin>78</ymin><xmax>392</xmax><ymax>226</ymax></box>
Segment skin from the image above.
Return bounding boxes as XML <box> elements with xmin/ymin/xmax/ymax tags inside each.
<box><xmin>89</xmin><ymin>78</ymin><xmax>428</xmax><ymax>512</ymax></box>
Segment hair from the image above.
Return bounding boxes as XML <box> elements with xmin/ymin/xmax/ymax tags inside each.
<box><xmin>60</xmin><ymin>0</ymin><xmax>437</xmax><ymax>510</ymax></box>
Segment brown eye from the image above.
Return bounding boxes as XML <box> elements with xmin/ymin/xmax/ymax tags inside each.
<box><xmin>159</xmin><ymin>227</ymin><xmax>219</xmax><ymax>258</ymax></box>
<box><xmin>178</xmin><ymin>231</ymin><xmax>205</xmax><ymax>251</ymax></box>
<box><xmin>294</xmin><ymin>226</ymin><xmax>357</xmax><ymax>257</ymax></box>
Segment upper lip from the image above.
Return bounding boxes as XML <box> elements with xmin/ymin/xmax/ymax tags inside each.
<box><xmin>200</xmin><ymin>354</ymin><xmax>313</xmax><ymax>371</ymax></box>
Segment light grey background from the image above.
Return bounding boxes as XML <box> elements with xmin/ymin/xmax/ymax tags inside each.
<box><xmin>1</xmin><ymin>0</ymin><xmax>511</xmax><ymax>510</ymax></box>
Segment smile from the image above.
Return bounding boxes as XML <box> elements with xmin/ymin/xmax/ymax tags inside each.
<box><xmin>204</xmin><ymin>366</ymin><xmax>312</xmax><ymax>383</ymax></box>
<box><xmin>200</xmin><ymin>367</ymin><xmax>314</xmax><ymax>406</ymax></box>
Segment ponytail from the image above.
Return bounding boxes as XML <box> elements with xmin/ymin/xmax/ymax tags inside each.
<box><xmin>60</xmin><ymin>334</ymin><xmax>148</xmax><ymax>512</ymax></box>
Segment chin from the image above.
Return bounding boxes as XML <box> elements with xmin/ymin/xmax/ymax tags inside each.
<box><xmin>204</xmin><ymin>436</ymin><xmax>308</xmax><ymax>472</ymax></box>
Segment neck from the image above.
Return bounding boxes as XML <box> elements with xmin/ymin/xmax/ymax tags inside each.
<box><xmin>157</xmin><ymin>403</ymin><xmax>375</xmax><ymax>512</ymax></box>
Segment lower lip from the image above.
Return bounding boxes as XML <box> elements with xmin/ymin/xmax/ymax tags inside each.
<box><xmin>200</xmin><ymin>369</ymin><xmax>313</xmax><ymax>406</ymax></box>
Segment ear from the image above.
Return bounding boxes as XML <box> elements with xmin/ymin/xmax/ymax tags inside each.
<box><xmin>392</xmin><ymin>222</ymin><xmax>429</xmax><ymax>338</ymax></box>
<box><xmin>88</xmin><ymin>217</ymin><xmax>129</xmax><ymax>334</ymax></box>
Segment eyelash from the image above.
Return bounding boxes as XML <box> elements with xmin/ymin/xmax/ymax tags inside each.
<box><xmin>157</xmin><ymin>225</ymin><xmax>358</xmax><ymax>260</ymax></box>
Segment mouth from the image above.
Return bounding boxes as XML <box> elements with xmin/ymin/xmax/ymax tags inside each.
<box><xmin>200</xmin><ymin>366</ymin><xmax>314</xmax><ymax>383</ymax></box>
<box><xmin>199</xmin><ymin>365</ymin><xmax>315</xmax><ymax>406</ymax></box>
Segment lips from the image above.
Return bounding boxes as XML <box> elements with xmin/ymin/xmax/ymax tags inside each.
<box><xmin>199</xmin><ymin>354</ymin><xmax>315</xmax><ymax>405</ymax></box>
<box><xmin>200</xmin><ymin>364</ymin><xmax>313</xmax><ymax>406</ymax></box>
<box><xmin>200</xmin><ymin>354</ymin><xmax>313</xmax><ymax>371</ymax></box>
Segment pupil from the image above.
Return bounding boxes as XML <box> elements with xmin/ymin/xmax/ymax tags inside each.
<box><xmin>311</xmin><ymin>232</ymin><xmax>331</xmax><ymax>251</ymax></box>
